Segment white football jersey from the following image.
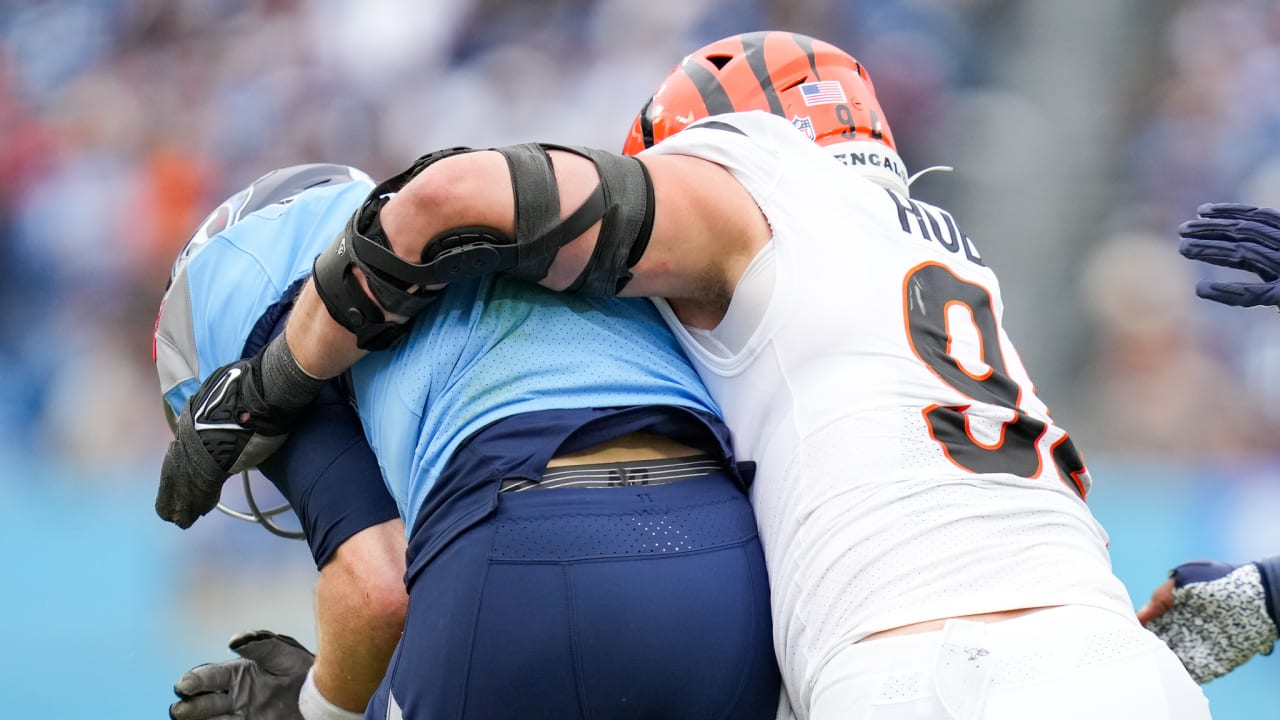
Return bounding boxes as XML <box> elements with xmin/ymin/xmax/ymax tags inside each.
<box><xmin>643</xmin><ymin>111</ymin><xmax>1135</xmax><ymax>715</ymax></box>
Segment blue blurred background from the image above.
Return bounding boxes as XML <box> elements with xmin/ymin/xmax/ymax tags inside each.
<box><xmin>1</xmin><ymin>0</ymin><xmax>1278</xmax><ymax>716</ymax></box>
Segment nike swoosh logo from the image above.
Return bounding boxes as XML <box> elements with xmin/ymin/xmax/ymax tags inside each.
<box><xmin>193</xmin><ymin>367</ymin><xmax>244</xmax><ymax>431</ymax></box>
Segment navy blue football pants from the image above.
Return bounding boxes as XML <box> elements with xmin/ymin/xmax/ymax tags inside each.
<box><xmin>364</xmin><ymin>471</ymin><xmax>779</xmax><ymax>719</ymax></box>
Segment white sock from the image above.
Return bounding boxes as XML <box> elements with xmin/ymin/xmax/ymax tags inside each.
<box><xmin>298</xmin><ymin>666</ymin><xmax>364</xmax><ymax>720</ymax></box>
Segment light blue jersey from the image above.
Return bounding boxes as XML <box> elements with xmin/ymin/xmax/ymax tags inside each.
<box><xmin>349</xmin><ymin>277</ymin><xmax>723</xmax><ymax>526</ymax></box>
<box><xmin>157</xmin><ymin>174</ymin><xmax>723</xmax><ymax>533</ymax></box>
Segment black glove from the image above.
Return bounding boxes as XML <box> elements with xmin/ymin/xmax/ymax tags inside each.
<box><xmin>157</xmin><ymin>334</ymin><xmax>326</xmax><ymax>529</ymax></box>
<box><xmin>1179</xmin><ymin>203</ymin><xmax>1280</xmax><ymax>308</ymax></box>
<box><xmin>170</xmin><ymin>630</ymin><xmax>315</xmax><ymax>720</ymax></box>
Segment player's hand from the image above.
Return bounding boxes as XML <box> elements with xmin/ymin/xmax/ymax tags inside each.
<box><xmin>1139</xmin><ymin>560</ymin><xmax>1278</xmax><ymax>683</ymax></box>
<box><xmin>156</xmin><ymin>335</ymin><xmax>324</xmax><ymax>529</ymax></box>
<box><xmin>170</xmin><ymin>630</ymin><xmax>314</xmax><ymax>720</ymax></box>
<box><xmin>1179</xmin><ymin>203</ymin><xmax>1280</xmax><ymax>308</ymax></box>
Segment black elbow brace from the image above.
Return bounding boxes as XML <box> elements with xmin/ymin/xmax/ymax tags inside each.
<box><xmin>313</xmin><ymin>147</ymin><xmax>497</xmax><ymax>350</ymax></box>
<box><xmin>312</xmin><ymin>142</ymin><xmax>655</xmax><ymax>349</ymax></box>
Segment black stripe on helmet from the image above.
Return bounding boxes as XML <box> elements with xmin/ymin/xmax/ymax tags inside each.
<box><xmin>638</xmin><ymin>96</ymin><xmax>656</xmax><ymax>149</ymax></box>
<box><xmin>791</xmin><ymin>33</ymin><xmax>820</xmax><ymax>80</ymax></box>
<box><xmin>690</xmin><ymin>120</ymin><xmax>747</xmax><ymax>136</ymax></box>
<box><xmin>741</xmin><ymin>32</ymin><xmax>784</xmax><ymax>116</ymax></box>
<box><xmin>680</xmin><ymin>58</ymin><xmax>735</xmax><ymax>116</ymax></box>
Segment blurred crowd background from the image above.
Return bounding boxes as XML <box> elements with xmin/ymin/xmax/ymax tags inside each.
<box><xmin>1</xmin><ymin>0</ymin><xmax>1279</xmax><ymax>716</ymax></box>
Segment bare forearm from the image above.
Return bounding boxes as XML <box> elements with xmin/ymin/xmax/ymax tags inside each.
<box><xmin>311</xmin><ymin>584</ymin><xmax>402</xmax><ymax>711</ymax></box>
<box><xmin>284</xmin><ymin>279</ymin><xmax>368</xmax><ymax>379</ymax></box>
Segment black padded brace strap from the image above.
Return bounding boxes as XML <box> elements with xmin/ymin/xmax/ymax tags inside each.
<box><xmin>504</xmin><ymin>142</ymin><xmax>559</xmax><ymax>253</ymax></box>
<box><xmin>561</xmin><ymin>147</ymin><xmax>653</xmax><ymax>296</ymax></box>
<box><xmin>498</xmin><ymin>144</ymin><xmax>608</xmax><ymax>285</ymax></box>
<box><xmin>346</xmin><ymin>147</ymin><xmax>493</xmax><ymax>304</ymax></box>
<box><xmin>311</xmin><ymin>146</ymin><xmax>481</xmax><ymax>350</ymax></box>
<box><xmin>312</xmin><ymin>226</ymin><xmax>417</xmax><ymax>351</ymax></box>
<box><xmin>500</xmin><ymin>143</ymin><xmax>651</xmax><ymax>296</ymax></box>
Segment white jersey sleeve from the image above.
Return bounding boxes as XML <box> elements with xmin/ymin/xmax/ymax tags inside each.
<box><xmin>642</xmin><ymin>111</ymin><xmax>1134</xmax><ymax>716</ymax></box>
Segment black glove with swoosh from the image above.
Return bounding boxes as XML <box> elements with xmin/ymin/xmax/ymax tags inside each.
<box><xmin>157</xmin><ymin>334</ymin><xmax>325</xmax><ymax>529</ymax></box>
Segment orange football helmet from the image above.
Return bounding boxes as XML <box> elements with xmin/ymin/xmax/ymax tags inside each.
<box><xmin>623</xmin><ymin>31</ymin><xmax>908</xmax><ymax>193</ymax></box>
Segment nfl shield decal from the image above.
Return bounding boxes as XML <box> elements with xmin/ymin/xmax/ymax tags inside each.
<box><xmin>792</xmin><ymin>115</ymin><xmax>816</xmax><ymax>141</ymax></box>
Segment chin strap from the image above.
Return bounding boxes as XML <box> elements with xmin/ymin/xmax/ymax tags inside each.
<box><xmin>214</xmin><ymin>470</ymin><xmax>305</xmax><ymax>540</ymax></box>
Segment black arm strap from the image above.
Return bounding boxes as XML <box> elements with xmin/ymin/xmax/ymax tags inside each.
<box><xmin>312</xmin><ymin>147</ymin><xmax>479</xmax><ymax>350</ymax></box>
<box><xmin>499</xmin><ymin>143</ymin><xmax>611</xmax><ymax>286</ymax></box>
<box><xmin>499</xmin><ymin>143</ymin><xmax>652</xmax><ymax>295</ymax></box>
<box><xmin>557</xmin><ymin>146</ymin><xmax>654</xmax><ymax>296</ymax></box>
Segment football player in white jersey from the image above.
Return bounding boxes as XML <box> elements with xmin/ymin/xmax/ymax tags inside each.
<box><xmin>159</xmin><ymin>31</ymin><xmax>1210</xmax><ymax>719</ymax></box>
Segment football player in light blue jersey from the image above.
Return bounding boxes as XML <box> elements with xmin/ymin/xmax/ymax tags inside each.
<box><xmin>155</xmin><ymin>163</ymin><xmax>779</xmax><ymax>720</ymax></box>
<box><xmin>156</xmin><ymin>164</ymin><xmax>407</xmax><ymax>720</ymax></box>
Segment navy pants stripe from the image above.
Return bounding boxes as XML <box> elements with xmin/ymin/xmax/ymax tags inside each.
<box><xmin>365</xmin><ymin>471</ymin><xmax>779</xmax><ymax>720</ymax></box>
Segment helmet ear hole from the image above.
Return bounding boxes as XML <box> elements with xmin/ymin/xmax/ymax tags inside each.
<box><xmin>706</xmin><ymin>54</ymin><xmax>733</xmax><ymax>70</ymax></box>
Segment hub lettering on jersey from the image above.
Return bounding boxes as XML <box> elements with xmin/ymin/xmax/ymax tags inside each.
<box><xmin>883</xmin><ymin>188</ymin><xmax>985</xmax><ymax>267</ymax></box>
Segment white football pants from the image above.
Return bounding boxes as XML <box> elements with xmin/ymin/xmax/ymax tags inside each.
<box><xmin>807</xmin><ymin>605</ymin><xmax>1210</xmax><ymax>720</ymax></box>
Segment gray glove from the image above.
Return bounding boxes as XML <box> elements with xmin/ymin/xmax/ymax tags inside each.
<box><xmin>170</xmin><ymin>630</ymin><xmax>315</xmax><ymax>720</ymax></box>
<box><xmin>1145</xmin><ymin>560</ymin><xmax>1278</xmax><ymax>683</ymax></box>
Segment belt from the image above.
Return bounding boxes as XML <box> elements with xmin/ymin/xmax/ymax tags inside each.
<box><xmin>500</xmin><ymin>454</ymin><xmax>722</xmax><ymax>492</ymax></box>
